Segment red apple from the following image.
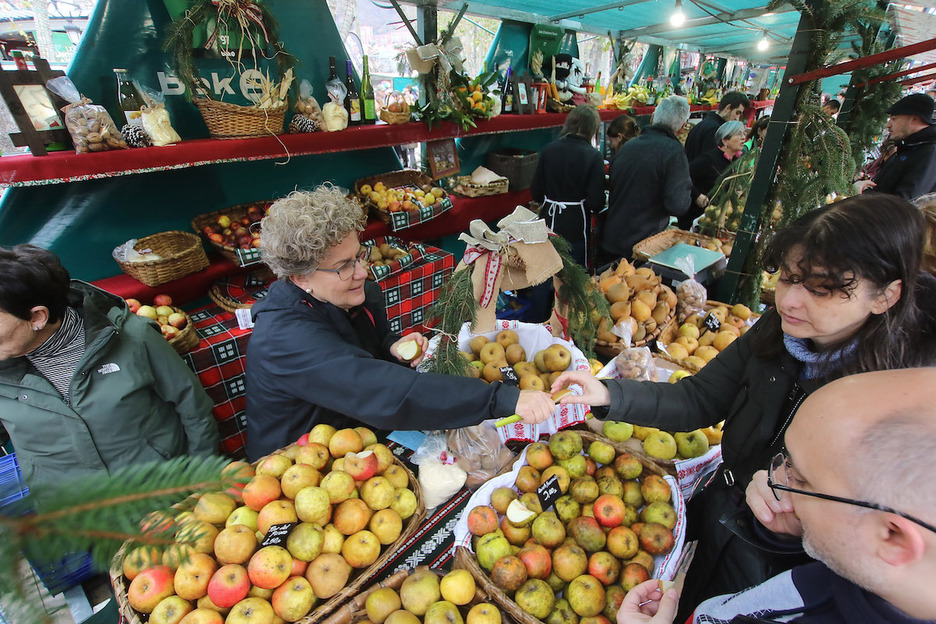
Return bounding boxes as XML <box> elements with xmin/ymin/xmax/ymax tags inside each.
<box><xmin>128</xmin><ymin>565</ymin><xmax>176</xmax><ymax>613</ymax></box>
<box><xmin>125</xmin><ymin>298</ymin><xmax>141</xmax><ymax>313</ymax></box>
<box><xmin>593</xmin><ymin>494</ymin><xmax>627</xmax><ymax>527</ymax></box>
<box><xmin>161</xmin><ymin>325</ymin><xmax>180</xmax><ymax>340</ymax></box>
<box><xmin>167</xmin><ymin>312</ymin><xmax>188</xmax><ymax>329</ymax></box>
<box><xmin>247</xmin><ymin>545</ymin><xmax>293</xmax><ymax>589</ymax></box>
<box><xmin>154</xmin><ymin>294</ymin><xmax>173</xmax><ymax>307</ymax></box>
<box><xmin>208</xmin><ymin>233</ymin><xmax>224</xmax><ymax>244</ymax></box>
<box><xmin>207</xmin><ymin>564</ymin><xmax>250</xmax><ymax>608</ymax></box>
<box><xmin>343</xmin><ymin>450</ymin><xmax>379</xmax><ymax>481</ymax></box>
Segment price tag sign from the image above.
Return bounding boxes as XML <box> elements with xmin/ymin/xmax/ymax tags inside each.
<box><xmin>537</xmin><ymin>475</ymin><xmax>563</xmax><ymax>510</ymax></box>
<box><xmin>702</xmin><ymin>312</ymin><xmax>721</xmax><ymax>333</ymax></box>
<box><xmin>260</xmin><ymin>522</ymin><xmax>297</xmax><ymax>548</ymax></box>
<box><xmin>500</xmin><ymin>366</ymin><xmax>520</xmax><ymax>387</ymax></box>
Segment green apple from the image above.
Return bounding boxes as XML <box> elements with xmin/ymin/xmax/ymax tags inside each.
<box><xmin>602</xmin><ymin>421</ymin><xmax>634</xmax><ymax>443</ymax></box>
<box><xmin>674</xmin><ymin>430</ymin><xmax>710</xmax><ymax>459</ymax></box>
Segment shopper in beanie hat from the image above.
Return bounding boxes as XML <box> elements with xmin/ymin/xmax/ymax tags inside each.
<box><xmin>855</xmin><ymin>93</ymin><xmax>936</xmax><ymax>200</ymax></box>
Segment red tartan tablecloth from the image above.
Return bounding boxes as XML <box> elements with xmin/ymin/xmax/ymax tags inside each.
<box><xmin>376</xmin><ymin>246</ymin><xmax>456</xmax><ymax>334</ymax></box>
<box><xmin>179</xmin><ymin>304</ymin><xmax>252</xmax><ymax>460</ymax></box>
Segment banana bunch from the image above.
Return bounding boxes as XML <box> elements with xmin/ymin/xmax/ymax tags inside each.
<box><xmin>612</xmin><ymin>92</ymin><xmax>634</xmax><ymax>110</ymax></box>
<box><xmin>701</xmin><ymin>88</ymin><xmax>719</xmax><ymax>107</ymax></box>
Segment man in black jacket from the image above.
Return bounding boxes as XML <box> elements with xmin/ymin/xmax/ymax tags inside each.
<box><xmin>856</xmin><ymin>93</ymin><xmax>936</xmax><ymax>200</ymax></box>
<box><xmin>683</xmin><ymin>91</ymin><xmax>750</xmax><ymax>162</ymax></box>
<box><xmin>617</xmin><ymin>368</ymin><xmax>936</xmax><ymax>624</ymax></box>
<box><xmin>599</xmin><ymin>96</ymin><xmax>691</xmax><ymax>266</ymax></box>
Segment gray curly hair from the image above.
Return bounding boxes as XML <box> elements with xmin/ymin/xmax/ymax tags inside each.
<box><xmin>260</xmin><ymin>185</ymin><xmax>365</xmax><ymax>280</ymax></box>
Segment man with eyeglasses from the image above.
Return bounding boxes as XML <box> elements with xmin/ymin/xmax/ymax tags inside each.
<box><xmin>617</xmin><ymin>368</ymin><xmax>936</xmax><ymax>624</ymax></box>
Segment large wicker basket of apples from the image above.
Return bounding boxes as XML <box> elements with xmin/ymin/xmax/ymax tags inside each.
<box><xmin>452</xmin><ymin>430</ymin><xmax>685</xmax><ymax>624</ymax></box>
<box><xmin>110</xmin><ymin>425</ymin><xmax>424</xmax><ymax>624</ymax></box>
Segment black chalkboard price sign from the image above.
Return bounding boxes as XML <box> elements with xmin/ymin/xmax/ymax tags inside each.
<box><xmin>260</xmin><ymin>522</ymin><xmax>297</xmax><ymax>548</ymax></box>
<box><xmin>500</xmin><ymin>366</ymin><xmax>520</xmax><ymax>386</ymax></box>
<box><xmin>537</xmin><ymin>475</ymin><xmax>563</xmax><ymax>510</ymax></box>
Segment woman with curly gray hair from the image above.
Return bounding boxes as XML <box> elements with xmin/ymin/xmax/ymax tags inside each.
<box><xmin>245</xmin><ymin>185</ymin><xmax>555</xmax><ymax>460</ymax></box>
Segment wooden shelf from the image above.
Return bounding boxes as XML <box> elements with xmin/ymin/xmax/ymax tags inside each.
<box><xmin>0</xmin><ymin>110</ymin><xmax>628</xmax><ymax>188</ymax></box>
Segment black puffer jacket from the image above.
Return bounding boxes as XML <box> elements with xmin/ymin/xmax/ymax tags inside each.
<box><xmin>245</xmin><ymin>279</ymin><xmax>520</xmax><ymax>460</ymax></box>
<box><xmin>871</xmin><ymin>124</ymin><xmax>936</xmax><ymax>200</ymax></box>
<box><xmin>597</xmin><ymin>272</ymin><xmax>936</xmax><ymax>618</ymax></box>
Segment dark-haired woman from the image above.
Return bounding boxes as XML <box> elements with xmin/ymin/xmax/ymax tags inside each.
<box><xmin>743</xmin><ymin>115</ymin><xmax>770</xmax><ymax>151</ymax></box>
<box><xmin>606</xmin><ymin>114</ymin><xmax>640</xmax><ymax>157</ymax></box>
<box><xmin>530</xmin><ymin>104</ymin><xmax>605</xmax><ymax>267</ymax></box>
<box><xmin>551</xmin><ymin>194</ymin><xmax>936</xmax><ymax>616</ymax></box>
<box><xmin>0</xmin><ymin>245</ymin><xmax>220</xmax><ymax>493</ymax></box>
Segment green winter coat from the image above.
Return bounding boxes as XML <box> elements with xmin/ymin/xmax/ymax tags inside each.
<box><xmin>0</xmin><ymin>281</ymin><xmax>219</xmax><ymax>493</ymax></box>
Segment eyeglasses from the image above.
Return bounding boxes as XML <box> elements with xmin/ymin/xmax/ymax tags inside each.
<box><xmin>767</xmin><ymin>451</ymin><xmax>936</xmax><ymax>534</ymax></box>
<box><xmin>315</xmin><ymin>248</ymin><xmax>369</xmax><ymax>281</ymax></box>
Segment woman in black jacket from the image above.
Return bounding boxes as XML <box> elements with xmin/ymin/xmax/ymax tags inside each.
<box><xmin>530</xmin><ymin>104</ymin><xmax>605</xmax><ymax>268</ymax></box>
<box><xmin>244</xmin><ymin>186</ymin><xmax>555</xmax><ymax>460</ymax></box>
<box><xmin>552</xmin><ymin>194</ymin><xmax>936</xmax><ymax>620</ymax></box>
<box><xmin>681</xmin><ymin>120</ymin><xmax>746</xmax><ymax>230</ymax></box>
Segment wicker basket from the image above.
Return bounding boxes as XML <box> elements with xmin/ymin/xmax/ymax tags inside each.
<box><xmin>194</xmin><ymin>97</ymin><xmax>287</xmax><ymax>139</ymax></box>
<box><xmin>454</xmin><ymin>430</ymin><xmax>671</xmax><ymax>624</ymax></box>
<box><xmin>208</xmin><ymin>269</ymin><xmax>275</xmax><ymax>313</ymax></box>
<box><xmin>631</xmin><ymin>229</ymin><xmax>723</xmax><ymax>263</ymax></box>
<box><xmin>191</xmin><ymin>201</ymin><xmax>270</xmax><ymax>267</ymax></box>
<box><xmin>355</xmin><ymin>170</ymin><xmax>437</xmax><ymax>224</ymax></box>
<box><xmin>485</xmin><ymin>149</ymin><xmax>539</xmax><ymax>192</ymax></box>
<box><xmin>451</xmin><ymin>175</ymin><xmax>509</xmax><ymax>197</ymax></box>
<box><xmin>545</xmin><ymin>96</ymin><xmax>575</xmax><ymax>113</ymax></box>
<box><xmin>113</xmin><ymin>231</ymin><xmax>209</xmax><ymax>287</ymax></box>
<box><xmin>110</xmin><ymin>450</ymin><xmax>425</xmax><ymax>624</ymax></box>
<box><xmin>167</xmin><ymin>307</ymin><xmax>199</xmax><ymax>354</ymax></box>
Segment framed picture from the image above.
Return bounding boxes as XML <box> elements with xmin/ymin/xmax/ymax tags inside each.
<box><xmin>512</xmin><ymin>74</ymin><xmax>535</xmax><ymax>115</ymax></box>
<box><xmin>427</xmin><ymin>138</ymin><xmax>460</xmax><ymax>179</ymax></box>
<box><xmin>0</xmin><ymin>57</ymin><xmax>71</xmax><ymax>155</ymax></box>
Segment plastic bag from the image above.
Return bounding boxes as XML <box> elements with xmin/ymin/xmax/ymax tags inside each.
<box><xmin>46</xmin><ymin>76</ymin><xmax>127</xmax><ymax>154</ymax></box>
<box><xmin>296</xmin><ymin>79</ymin><xmax>324</xmax><ymax>124</ymax></box>
<box><xmin>139</xmin><ymin>88</ymin><xmax>181</xmax><ymax>146</ymax></box>
<box><xmin>112</xmin><ymin>239</ymin><xmax>162</xmax><ymax>263</ymax></box>
<box><xmin>675</xmin><ymin>255</ymin><xmax>707</xmax><ymax>323</ymax></box>
<box><xmin>412</xmin><ymin>431</ymin><xmax>466</xmax><ymax>509</ymax></box>
<box><xmin>322</xmin><ymin>77</ymin><xmax>348</xmax><ymax>131</ymax></box>
<box><xmin>446</xmin><ymin>422</ymin><xmax>516</xmax><ymax>489</ymax></box>
<box><xmin>614</xmin><ymin>346</ymin><xmax>658</xmax><ymax>381</ymax></box>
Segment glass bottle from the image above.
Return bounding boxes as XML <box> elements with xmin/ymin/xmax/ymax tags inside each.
<box><xmin>502</xmin><ymin>67</ymin><xmax>514</xmax><ymax>113</ymax></box>
<box><xmin>114</xmin><ymin>68</ymin><xmax>145</xmax><ymax>127</ymax></box>
<box><xmin>344</xmin><ymin>59</ymin><xmax>362</xmax><ymax>125</ymax></box>
<box><xmin>361</xmin><ymin>55</ymin><xmax>376</xmax><ymax>124</ymax></box>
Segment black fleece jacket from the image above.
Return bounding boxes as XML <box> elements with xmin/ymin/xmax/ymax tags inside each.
<box><xmin>602</xmin><ymin>125</ymin><xmax>691</xmax><ymax>259</ymax></box>
<box><xmin>870</xmin><ymin>124</ymin><xmax>936</xmax><ymax>200</ymax></box>
<box><xmin>245</xmin><ymin>279</ymin><xmax>519</xmax><ymax>460</ymax></box>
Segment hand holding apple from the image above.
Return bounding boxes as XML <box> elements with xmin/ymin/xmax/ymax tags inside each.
<box><xmin>390</xmin><ymin>333</ymin><xmax>429</xmax><ymax>367</ymax></box>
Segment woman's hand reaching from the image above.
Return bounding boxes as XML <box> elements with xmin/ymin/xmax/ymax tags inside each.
<box><xmin>390</xmin><ymin>332</ymin><xmax>430</xmax><ymax>368</ymax></box>
<box><xmin>550</xmin><ymin>371</ymin><xmax>611</xmax><ymax>407</ymax></box>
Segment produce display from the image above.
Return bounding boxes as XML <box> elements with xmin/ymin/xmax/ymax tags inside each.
<box><xmin>457</xmin><ymin>430</ymin><xmax>683</xmax><ymax>624</ymax></box>
<box><xmin>198</xmin><ymin>204</ymin><xmax>267</xmax><ymax>251</ymax></box>
<box><xmin>335</xmin><ymin>567</ymin><xmax>503</xmax><ymax>624</ymax></box>
<box><xmin>459</xmin><ymin>329</ymin><xmax>578</xmax><ymax>387</ymax></box>
<box><xmin>361</xmin><ymin>241</ymin><xmax>413</xmax><ymax>267</ymax></box>
<box><xmin>658</xmin><ymin>302</ymin><xmax>757</xmax><ymax>373</ymax></box>
<box><xmin>595</xmin><ymin>260</ymin><xmax>676</xmax><ymax>347</ymax></box>
<box><xmin>113</xmin><ymin>425</ymin><xmax>422</xmax><ymax>624</ymax></box>
<box><xmin>603</xmin><ymin>417</ymin><xmax>722</xmax><ymax>464</ymax></box>
<box><xmin>124</xmin><ymin>294</ymin><xmax>189</xmax><ymax>342</ymax></box>
<box><xmin>358</xmin><ymin>181</ymin><xmax>448</xmax><ymax>214</ymax></box>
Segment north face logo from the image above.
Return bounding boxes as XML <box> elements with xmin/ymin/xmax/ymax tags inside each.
<box><xmin>97</xmin><ymin>363</ymin><xmax>120</xmax><ymax>375</ymax></box>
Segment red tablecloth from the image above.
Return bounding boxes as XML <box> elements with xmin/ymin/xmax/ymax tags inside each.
<box><xmin>180</xmin><ymin>304</ymin><xmax>252</xmax><ymax>459</ymax></box>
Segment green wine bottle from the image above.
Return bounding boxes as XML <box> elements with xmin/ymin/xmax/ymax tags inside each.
<box><xmin>362</xmin><ymin>55</ymin><xmax>377</xmax><ymax>124</ymax></box>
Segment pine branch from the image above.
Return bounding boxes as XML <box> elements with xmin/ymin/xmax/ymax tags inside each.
<box><xmin>552</xmin><ymin>236</ymin><xmax>608</xmax><ymax>359</ymax></box>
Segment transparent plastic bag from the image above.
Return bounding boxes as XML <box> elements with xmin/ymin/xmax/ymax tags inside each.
<box><xmin>446</xmin><ymin>422</ymin><xmax>516</xmax><ymax>489</ymax></box>
<box><xmin>139</xmin><ymin>88</ymin><xmax>181</xmax><ymax>146</ymax></box>
<box><xmin>413</xmin><ymin>431</ymin><xmax>466</xmax><ymax>509</ymax></box>
<box><xmin>112</xmin><ymin>239</ymin><xmax>162</xmax><ymax>263</ymax></box>
<box><xmin>614</xmin><ymin>346</ymin><xmax>658</xmax><ymax>381</ymax></box>
<box><xmin>46</xmin><ymin>76</ymin><xmax>127</xmax><ymax>154</ymax></box>
<box><xmin>296</xmin><ymin>79</ymin><xmax>324</xmax><ymax>124</ymax></box>
<box><xmin>674</xmin><ymin>255</ymin><xmax>707</xmax><ymax>323</ymax></box>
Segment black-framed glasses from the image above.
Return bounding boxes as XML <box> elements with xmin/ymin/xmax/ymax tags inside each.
<box><xmin>315</xmin><ymin>248</ymin><xmax>369</xmax><ymax>281</ymax></box>
<box><xmin>767</xmin><ymin>451</ymin><xmax>936</xmax><ymax>534</ymax></box>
